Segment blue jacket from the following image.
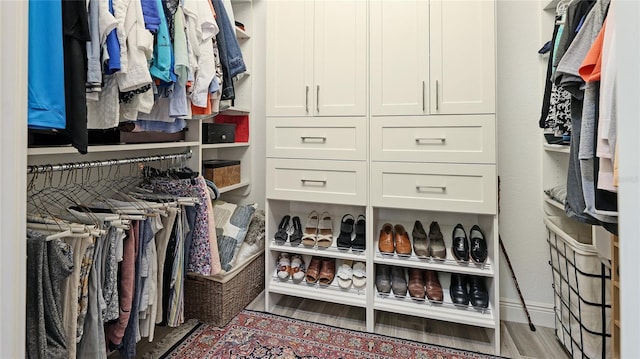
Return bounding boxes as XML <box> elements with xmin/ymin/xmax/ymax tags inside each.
<box><xmin>211</xmin><ymin>0</ymin><xmax>246</xmax><ymax>100</ymax></box>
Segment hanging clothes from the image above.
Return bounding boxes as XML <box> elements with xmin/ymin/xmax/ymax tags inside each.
<box><xmin>27</xmin><ymin>0</ymin><xmax>66</xmax><ymax>130</ymax></box>
<box><xmin>26</xmin><ymin>231</ymin><xmax>74</xmax><ymax>359</ymax></box>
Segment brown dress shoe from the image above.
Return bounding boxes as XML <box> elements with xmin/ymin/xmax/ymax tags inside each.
<box><xmin>318</xmin><ymin>258</ymin><xmax>336</xmax><ymax>285</ymax></box>
<box><xmin>378</xmin><ymin>223</ymin><xmax>394</xmax><ymax>254</ymax></box>
<box><xmin>408</xmin><ymin>268</ymin><xmax>426</xmax><ymax>299</ymax></box>
<box><xmin>425</xmin><ymin>270</ymin><xmax>443</xmax><ymax>302</ymax></box>
<box><xmin>305</xmin><ymin>257</ymin><xmax>322</xmax><ymax>283</ymax></box>
<box><xmin>394</xmin><ymin>224</ymin><xmax>412</xmax><ymax>255</ymax></box>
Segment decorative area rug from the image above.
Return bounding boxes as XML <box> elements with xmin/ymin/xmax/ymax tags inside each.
<box><xmin>159</xmin><ymin>310</ymin><xmax>498</xmax><ymax>359</ymax></box>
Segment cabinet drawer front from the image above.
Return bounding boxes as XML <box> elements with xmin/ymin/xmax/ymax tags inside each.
<box><xmin>267</xmin><ymin>159</ymin><xmax>367</xmax><ymax>205</ymax></box>
<box><xmin>371</xmin><ymin>162</ymin><xmax>496</xmax><ymax>214</ymax></box>
<box><xmin>371</xmin><ymin>115</ymin><xmax>495</xmax><ymax>163</ymax></box>
<box><xmin>267</xmin><ymin>117</ymin><xmax>366</xmax><ymax>160</ymax></box>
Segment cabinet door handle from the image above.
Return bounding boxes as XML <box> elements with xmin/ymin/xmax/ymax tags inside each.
<box><xmin>416</xmin><ymin>185</ymin><xmax>446</xmax><ymax>191</ymax></box>
<box><xmin>316</xmin><ymin>85</ymin><xmax>320</xmax><ymax>113</ymax></box>
<box><xmin>435</xmin><ymin>80</ymin><xmax>439</xmax><ymax>111</ymax></box>
<box><xmin>301</xmin><ymin>136</ymin><xmax>327</xmax><ymax>142</ymax></box>
<box><xmin>422</xmin><ymin>81</ymin><xmax>426</xmax><ymax>112</ymax></box>
<box><xmin>415</xmin><ymin>137</ymin><xmax>446</xmax><ymax>144</ymax></box>
<box><xmin>305</xmin><ymin>86</ymin><xmax>309</xmax><ymax>113</ymax></box>
<box><xmin>301</xmin><ymin>178</ymin><xmax>327</xmax><ymax>185</ymax></box>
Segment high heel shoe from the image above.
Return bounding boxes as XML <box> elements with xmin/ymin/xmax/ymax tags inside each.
<box><xmin>274</xmin><ymin>215</ymin><xmax>290</xmax><ymax>245</ymax></box>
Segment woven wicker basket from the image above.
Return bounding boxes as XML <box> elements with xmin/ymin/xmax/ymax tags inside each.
<box><xmin>184</xmin><ymin>251</ymin><xmax>265</xmax><ymax>327</ymax></box>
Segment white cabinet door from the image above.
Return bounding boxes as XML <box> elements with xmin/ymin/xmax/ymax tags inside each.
<box><xmin>266</xmin><ymin>0</ymin><xmax>314</xmax><ymax>117</ymax></box>
<box><xmin>430</xmin><ymin>0</ymin><xmax>495</xmax><ymax>114</ymax></box>
<box><xmin>370</xmin><ymin>0</ymin><xmax>429</xmax><ymax>116</ymax></box>
<box><xmin>313</xmin><ymin>0</ymin><xmax>367</xmax><ymax>116</ymax></box>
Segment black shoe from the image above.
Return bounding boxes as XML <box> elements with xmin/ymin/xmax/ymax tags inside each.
<box><xmin>468</xmin><ymin>275</ymin><xmax>489</xmax><ymax>308</ymax></box>
<box><xmin>391</xmin><ymin>266</ymin><xmax>407</xmax><ymax>297</ymax></box>
<box><xmin>469</xmin><ymin>225</ymin><xmax>488</xmax><ymax>263</ymax></box>
<box><xmin>451</xmin><ymin>224</ymin><xmax>469</xmax><ymax>261</ymax></box>
<box><xmin>274</xmin><ymin>215</ymin><xmax>290</xmax><ymax>245</ymax></box>
<box><xmin>351</xmin><ymin>215</ymin><xmax>366</xmax><ymax>251</ymax></box>
<box><xmin>336</xmin><ymin>214</ymin><xmax>354</xmax><ymax>249</ymax></box>
<box><xmin>289</xmin><ymin>216</ymin><xmax>303</xmax><ymax>246</ymax></box>
<box><xmin>449</xmin><ymin>273</ymin><xmax>469</xmax><ymax>306</ymax></box>
<box><xmin>375</xmin><ymin>264</ymin><xmax>391</xmax><ymax>294</ymax></box>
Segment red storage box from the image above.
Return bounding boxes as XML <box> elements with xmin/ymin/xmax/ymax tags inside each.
<box><xmin>215</xmin><ymin>114</ymin><xmax>249</xmax><ymax>142</ymax></box>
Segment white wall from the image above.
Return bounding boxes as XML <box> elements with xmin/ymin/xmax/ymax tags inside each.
<box><xmin>496</xmin><ymin>0</ymin><xmax>555</xmax><ymax>327</ymax></box>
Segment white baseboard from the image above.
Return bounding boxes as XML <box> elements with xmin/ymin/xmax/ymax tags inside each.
<box><xmin>500</xmin><ymin>297</ymin><xmax>556</xmax><ymax>329</ymax></box>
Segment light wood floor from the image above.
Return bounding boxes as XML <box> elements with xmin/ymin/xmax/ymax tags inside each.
<box><xmin>246</xmin><ymin>292</ymin><xmax>569</xmax><ymax>359</ymax></box>
<box><xmin>111</xmin><ymin>291</ymin><xmax>569</xmax><ymax>359</ymax></box>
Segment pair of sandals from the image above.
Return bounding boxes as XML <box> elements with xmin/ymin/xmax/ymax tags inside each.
<box><xmin>336</xmin><ymin>260</ymin><xmax>366</xmax><ymax>289</ymax></box>
<box><xmin>301</xmin><ymin>211</ymin><xmax>333</xmax><ymax>248</ymax></box>
<box><xmin>274</xmin><ymin>215</ymin><xmax>303</xmax><ymax>246</ymax></box>
<box><xmin>305</xmin><ymin>257</ymin><xmax>335</xmax><ymax>285</ymax></box>
<box><xmin>277</xmin><ymin>253</ymin><xmax>305</xmax><ymax>282</ymax></box>
<box><xmin>336</xmin><ymin>214</ymin><xmax>366</xmax><ymax>251</ymax></box>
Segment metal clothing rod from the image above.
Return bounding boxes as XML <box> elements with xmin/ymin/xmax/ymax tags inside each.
<box><xmin>27</xmin><ymin>150</ymin><xmax>192</xmax><ymax>174</ymax></box>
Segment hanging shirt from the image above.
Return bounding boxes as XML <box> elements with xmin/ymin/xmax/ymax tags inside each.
<box><xmin>28</xmin><ymin>0</ymin><xmax>66</xmax><ymax>130</ymax></box>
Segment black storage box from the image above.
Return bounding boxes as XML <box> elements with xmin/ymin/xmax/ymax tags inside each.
<box><xmin>203</xmin><ymin>123</ymin><xmax>236</xmax><ymax>144</ymax></box>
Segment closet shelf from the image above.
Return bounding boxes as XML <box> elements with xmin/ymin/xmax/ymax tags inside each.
<box><xmin>269</xmin><ymin>277</ymin><xmax>367</xmax><ymax>308</ymax></box>
<box><xmin>201</xmin><ymin>142</ymin><xmax>250</xmax><ymax>150</ymax></box>
<box><xmin>27</xmin><ymin>141</ymin><xmax>200</xmax><ymax>156</ymax></box>
<box><xmin>221</xmin><ymin>107</ymin><xmax>250</xmax><ymax>115</ymax></box>
<box><xmin>373</xmin><ymin>253</ymin><xmax>494</xmax><ymax>277</ymax></box>
<box><xmin>374</xmin><ymin>293</ymin><xmax>496</xmax><ymax>329</ymax></box>
<box><xmin>270</xmin><ymin>241</ymin><xmax>367</xmax><ymax>261</ymax></box>
<box><xmin>219</xmin><ymin>181</ymin><xmax>250</xmax><ymax>193</ymax></box>
<box><xmin>543</xmin><ymin>143</ymin><xmax>570</xmax><ymax>154</ymax></box>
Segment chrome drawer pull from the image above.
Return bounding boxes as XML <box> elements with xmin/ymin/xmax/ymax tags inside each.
<box><xmin>416</xmin><ymin>185</ymin><xmax>446</xmax><ymax>191</ymax></box>
<box><xmin>301</xmin><ymin>136</ymin><xmax>327</xmax><ymax>142</ymax></box>
<box><xmin>422</xmin><ymin>81</ymin><xmax>426</xmax><ymax>112</ymax></box>
<box><xmin>415</xmin><ymin>137</ymin><xmax>446</xmax><ymax>143</ymax></box>
<box><xmin>301</xmin><ymin>179</ymin><xmax>327</xmax><ymax>185</ymax></box>
<box><xmin>305</xmin><ymin>86</ymin><xmax>309</xmax><ymax>113</ymax></box>
<box><xmin>435</xmin><ymin>80</ymin><xmax>440</xmax><ymax>111</ymax></box>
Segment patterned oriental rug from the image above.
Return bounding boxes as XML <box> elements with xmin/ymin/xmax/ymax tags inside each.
<box><xmin>155</xmin><ymin>310</ymin><xmax>500</xmax><ymax>359</ymax></box>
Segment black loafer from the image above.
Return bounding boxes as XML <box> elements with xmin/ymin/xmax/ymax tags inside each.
<box><xmin>451</xmin><ymin>224</ymin><xmax>469</xmax><ymax>261</ymax></box>
<box><xmin>375</xmin><ymin>264</ymin><xmax>391</xmax><ymax>294</ymax></box>
<box><xmin>469</xmin><ymin>225</ymin><xmax>488</xmax><ymax>263</ymax></box>
<box><xmin>468</xmin><ymin>275</ymin><xmax>489</xmax><ymax>308</ymax></box>
<box><xmin>449</xmin><ymin>273</ymin><xmax>469</xmax><ymax>306</ymax></box>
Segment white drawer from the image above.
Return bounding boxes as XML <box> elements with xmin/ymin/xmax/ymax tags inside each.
<box><xmin>370</xmin><ymin>162</ymin><xmax>497</xmax><ymax>214</ymax></box>
<box><xmin>266</xmin><ymin>158</ymin><xmax>367</xmax><ymax>205</ymax></box>
<box><xmin>267</xmin><ymin>117</ymin><xmax>366</xmax><ymax>160</ymax></box>
<box><xmin>370</xmin><ymin>115</ymin><xmax>495</xmax><ymax>163</ymax></box>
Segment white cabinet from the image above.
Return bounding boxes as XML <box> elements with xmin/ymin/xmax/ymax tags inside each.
<box><xmin>265</xmin><ymin>0</ymin><xmax>500</xmax><ymax>354</ymax></box>
<box><xmin>370</xmin><ymin>0</ymin><xmax>429</xmax><ymax>116</ymax></box>
<box><xmin>370</xmin><ymin>0</ymin><xmax>495</xmax><ymax>116</ymax></box>
<box><xmin>266</xmin><ymin>0</ymin><xmax>367</xmax><ymax>117</ymax></box>
<box><xmin>430</xmin><ymin>0</ymin><xmax>496</xmax><ymax>114</ymax></box>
